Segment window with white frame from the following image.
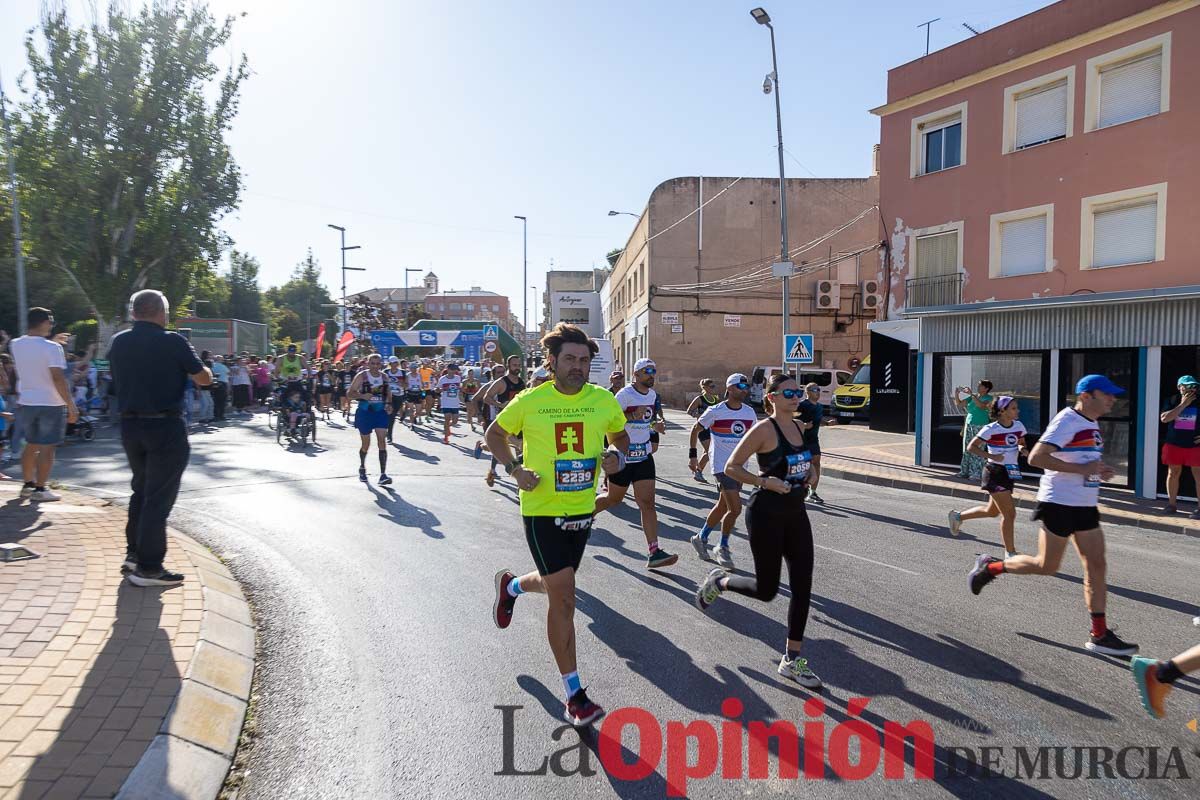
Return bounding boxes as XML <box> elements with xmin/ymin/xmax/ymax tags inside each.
<box><xmin>1081</xmin><ymin>183</ymin><xmax>1167</xmax><ymax>269</ymax></box>
<box><xmin>1014</xmin><ymin>79</ymin><xmax>1068</xmax><ymax>149</ymax></box>
<box><xmin>1085</xmin><ymin>33</ymin><xmax>1170</xmax><ymax>132</ymax></box>
<box><xmin>990</xmin><ymin>205</ymin><xmax>1053</xmax><ymax>278</ymax></box>
<box><xmin>921</xmin><ymin>114</ymin><xmax>962</xmax><ymax>174</ymax></box>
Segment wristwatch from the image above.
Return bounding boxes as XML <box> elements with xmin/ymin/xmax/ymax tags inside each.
<box><xmin>504</xmin><ymin>461</ymin><xmax>518</xmax><ymax>475</ymax></box>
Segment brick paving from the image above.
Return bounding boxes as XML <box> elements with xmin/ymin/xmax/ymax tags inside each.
<box><xmin>0</xmin><ymin>482</ymin><xmax>249</xmax><ymax>800</ymax></box>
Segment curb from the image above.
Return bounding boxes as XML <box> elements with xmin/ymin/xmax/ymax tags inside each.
<box><xmin>115</xmin><ymin>527</ymin><xmax>255</xmax><ymax>800</ymax></box>
<box><xmin>821</xmin><ymin>462</ymin><xmax>1200</xmax><ymax>538</ymax></box>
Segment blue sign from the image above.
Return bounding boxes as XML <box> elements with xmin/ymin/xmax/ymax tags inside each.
<box><xmin>784</xmin><ymin>334</ymin><xmax>815</xmax><ymax>364</ymax></box>
<box><xmin>482</xmin><ymin>324</ymin><xmax>499</xmax><ymax>340</ymax></box>
<box><xmin>369</xmin><ymin>330</ymin><xmax>406</xmax><ymax>353</ymax></box>
<box><xmin>419</xmin><ymin>331</ymin><xmax>438</xmax><ymax>345</ymax></box>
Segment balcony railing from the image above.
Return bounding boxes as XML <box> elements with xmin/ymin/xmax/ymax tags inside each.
<box><xmin>905</xmin><ymin>273</ymin><xmax>962</xmax><ymax>308</ymax></box>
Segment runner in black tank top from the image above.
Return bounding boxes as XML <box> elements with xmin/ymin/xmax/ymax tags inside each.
<box><xmin>691</xmin><ymin>373</ymin><xmax>822</xmax><ymax>689</ymax></box>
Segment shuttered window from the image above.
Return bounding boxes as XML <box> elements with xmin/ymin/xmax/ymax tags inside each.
<box><xmin>1015</xmin><ymin>80</ymin><xmax>1068</xmax><ymax>148</ymax></box>
<box><xmin>1092</xmin><ymin>199</ymin><xmax>1157</xmax><ymax>268</ymax></box>
<box><xmin>1098</xmin><ymin>52</ymin><xmax>1162</xmax><ymax>129</ymax></box>
<box><xmin>999</xmin><ymin>215</ymin><xmax>1048</xmax><ymax>276</ymax></box>
<box><xmin>915</xmin><ymin>231</ymin><xmax>958</xmax><ymax>277</ymax></box>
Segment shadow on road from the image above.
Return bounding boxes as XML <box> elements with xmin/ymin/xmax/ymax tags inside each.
<box><xmin>368</xmin><ymin>485</ymin><xmax>444</xmax><ymax>538</ymax></box>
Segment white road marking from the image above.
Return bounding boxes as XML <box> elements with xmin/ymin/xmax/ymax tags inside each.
<box><xmin>813</xmin><ymin>543</ymin><xmax>920</xmax><ymax>575</ymax></box>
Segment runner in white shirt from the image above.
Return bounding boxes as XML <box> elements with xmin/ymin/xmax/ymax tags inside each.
<box><xmin>967</xmin><ymin>374</ymin><xmax>1137</xmax><ymax>657</ymax></box>
<box><xmin>437</xmin><ymin>364</ymin><xmax>463</xmax><ymax>444</ymax></box>
<box><xmin>948</xmin><ymin>396</ymin><xmax>1027</xmax><ymax>558</ymax></box>
<box><xmin>592</xmin><ymin>358</ymin><xmax>678</xmax><ymax>570</ymax></box>
<box><xmin>687</xmin><ymin>373</ymin><xmax>757</xmax><ymax>568</ymax></box>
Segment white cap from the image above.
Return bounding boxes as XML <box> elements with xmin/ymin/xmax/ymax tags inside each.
<box><xmin>634</xmin><ymin>358</ymin><xmax>656</xmax><ymax>373</ymax></box>
<box><xmin>726</xmin><ymin>373</ymin><xmax>749</xmax><ymax>387</ymax></box>
<box><xmin>533</xmin><ymin>366</ymin><xmax>551</xmax><ymax>380</ymax></box>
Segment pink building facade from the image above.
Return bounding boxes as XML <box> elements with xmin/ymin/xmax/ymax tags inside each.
<box><xmin>873</xmin><ymin>0</ymin><xmax>1200</xmax><ymax>500</ymax></box>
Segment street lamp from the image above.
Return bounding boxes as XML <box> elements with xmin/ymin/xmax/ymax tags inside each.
<box><xmin>404</xmin><ymin>268</ymin><xmax>421</xmax><ymax>325</ymax></box>
<box><xmin>607</xmin><ymin>210</ymin><xmax>639</xmax><ymax>218</ymax></box>
<box><xmin>751</xmin><ymin>6</ymin><xmax>792</xmax><ymax>365</ymax></box>
<box><xmin>514</xmin><ymin>216</ymin><xmax>527</xmax><ymax>359</ymax></box>
<box><xmin>327</xmin><ymin>224</ymin><xmax>365</xmax><ymax>333</ymax></box>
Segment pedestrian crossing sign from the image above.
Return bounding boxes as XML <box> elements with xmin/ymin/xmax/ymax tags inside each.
<box><xmin>483</xmin><ymin>324</ymin><xmax>499</xmax><ymax>340</ymax></box>
<box><xmin>784</xmin><ymin>334</ymin><xmax>815</xmax><ymax>364</ymax></box>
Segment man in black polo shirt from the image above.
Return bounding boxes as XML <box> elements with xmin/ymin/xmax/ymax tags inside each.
<box><xmin>109</xmin><ymin>290</ymin><xmax>212</xmax><ymax>587</ymax></box>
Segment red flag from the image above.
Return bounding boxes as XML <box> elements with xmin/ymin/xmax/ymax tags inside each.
<box><xmin>333</xmin><ymin>330</ymin><xmax>354</xmax><ymax>362</ymax></box>
<box><xmin>313</xmin><ymin>322</ymin><xmax>326</xmax><ymax>359</ymax></box>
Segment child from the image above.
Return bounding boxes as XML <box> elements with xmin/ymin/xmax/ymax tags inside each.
<box><xmin>285</xmin><ymin>390</ymin><xmax>308</xmax><ymax>435</ymax></box>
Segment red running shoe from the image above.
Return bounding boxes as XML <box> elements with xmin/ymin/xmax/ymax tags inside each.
<box><xmin>565</xmin><ymin>688</ymin><xmax>605</xmax><ymax>727</ymax></box>
<box><xmin>493</xmin><ymin>569</ymin><xmax>517</xmax><ymax>629</ymax></box>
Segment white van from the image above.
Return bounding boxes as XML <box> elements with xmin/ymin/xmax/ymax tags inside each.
<box><xmin>791</xmin><ymin>368</ymin><xmax>854</xmax><ymax>408</ymax></box>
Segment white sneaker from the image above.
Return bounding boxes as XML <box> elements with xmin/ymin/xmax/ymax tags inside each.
<box><xmin>948</xmin><ymin>510</ymin><xmax>962</xmax><ymax>536</ymax></box>
<box><xmin>778</xmin><ymin>655</ymin><xmax>823</xmax><ymax>689</ymax></box>
<box><xmin>31</xmin><ymin>488</ymin><xmax>61</xmax><ymax>501</ymax></box>
<box><xmin>689</xmin><ymin>533</ymin><xmax>710</xmax><ymax>561</ymax></box>
<box><xmin>19</xmin><ymin>484</ymin><xmax>35</xmax><ymax>498</ymax></box>
<box><xmin>712</xmin><ymin>546</ymin><xmax>734</xmax><ymax>569</ymax></box>
<box><xmin>1193</xmin><ymin>615</ymin><xmax>1200</xmax><ymax>628</ymax></box>
<box><xmin>1004</xmin><ymin>550</ymin><xmax>1018</xmax><ymax>560</ymax></box>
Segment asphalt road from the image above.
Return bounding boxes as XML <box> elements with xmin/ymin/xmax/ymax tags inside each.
<box><xmin>22</xmin><ymin>408</ymin><xmax>1200</xmax><ymax>799</ymax></box>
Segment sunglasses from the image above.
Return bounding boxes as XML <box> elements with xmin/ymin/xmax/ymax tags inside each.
<box><xmin>731</xmin><ymin>382</ymin><xmax>749</xmax><ymax>390</ymax></box>
<box><xmin>640</xmin><ymin>367</ymin><xmax>657</xmax><ymax>376</ymax></box>
<box><xmin>773</xmin><ymin>388</ymin><xmax>803</xmax><ymax>399</ymax></box>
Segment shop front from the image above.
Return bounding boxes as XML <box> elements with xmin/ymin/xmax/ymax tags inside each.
<box><xmin>910</xmin><ymin>287</ymin><xmax>1200</xmax><ymax>499</ymax></box>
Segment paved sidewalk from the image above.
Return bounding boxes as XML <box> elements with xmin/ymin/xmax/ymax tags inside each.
<box><xmin>816</xmin><ymin>422</ymin><xmax>1200</xmax><ymax>536</ymax></box>
<box><xmin>0</xmin><ymin>482</ymin><xmax>253</xmax><ymax>800</ymax></box>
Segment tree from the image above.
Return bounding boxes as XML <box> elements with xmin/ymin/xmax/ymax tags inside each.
<box><xmin>12</xmin><ymin>2</ymin><xmax>248</xmax><ymax>348</ymax></box>
<box><xmin>347</xmin><ymin>293</ymin><xmax>398</xmax><ymax>352</ymax></box>
<box><xmin>606</xmin><ymin>247</ymin><xmax>623</xmax><ymax>268</ymax></box>
<box><xmin>226</xmin><ymin>249</ymin><xmax>263</xmax><ymax>322</ymax></box>
<box><xmin>402</xmin><ymin>303</ymin><xmax>429</xmax><ymax>329</ymax></box>
<box><xmin>263</xmin><ymin>249</ymin><xmax>336</xmax><ymax>343</ymax></box>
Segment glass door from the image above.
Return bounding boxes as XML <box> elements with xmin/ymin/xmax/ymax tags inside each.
<box><xmin>1158</xmin><ymin>346</ymin><xmax>1200</xmax><ymax>499</ymax></box>
<box><xmin>1059</xmin><ymin>349</ymin><xmax>1137</xmax><ymax>489</ymax></box>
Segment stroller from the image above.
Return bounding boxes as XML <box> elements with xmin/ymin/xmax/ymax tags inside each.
<box><xmin>66</xmin><ymin>395</ymin><xmax>105</xmax><ymax>442</ymax></box>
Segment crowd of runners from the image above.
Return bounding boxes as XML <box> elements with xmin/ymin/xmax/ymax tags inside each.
<box><xmin>475</xmin><ymin>322</ymin><xmax>1200</xmax><ymax>729</ymax></box>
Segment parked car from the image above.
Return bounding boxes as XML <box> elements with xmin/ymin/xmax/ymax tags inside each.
<box><xmin>792</xmin><ymin>368</ymin><xmax>854</xmax><ymax>409</ymax></box>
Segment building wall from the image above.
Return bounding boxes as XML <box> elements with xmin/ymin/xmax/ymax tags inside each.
<box><xmin>877</xmin><ymin>1</ymin><xmax>1200</xmax><ymax>315</ymax></box>
<box><xmin>605</xmin><ymin>176</ymin><xmax>881</xmax><ymax>405</ymax></box>
<box><xmin>424</xmin><ymin>293</ymin><xmax>510</xmax><ymax>325</ymax></box>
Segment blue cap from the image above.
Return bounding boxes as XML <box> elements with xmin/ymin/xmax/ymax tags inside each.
<box><xmin>1075</xmin><ymin>374</ymin><xmax>1125</xmax><ymax>396</ymax></box>
<box><xmin>1178</xmin><ymin>375</ymin><xmax>1199</xmax><ymax>387</ymax></box>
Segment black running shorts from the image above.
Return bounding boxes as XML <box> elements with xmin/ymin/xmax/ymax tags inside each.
<box><xmin>609</xmin><ymin>455</ymin><xmax>656</xmax><ymax>487</ymax></box>
<box><xmin>524</xmin><ymin>514</ymin><xmax>593</xmax><ymax>575</ymax></box>
<box><xmin>1032</xmin><ymin>502</ymin><xmax>1101</xmax><ymax>537</ymax></box>
<box><xmin>981</xmin><ymin>463</ymin><xmax>1014</xmax><ymax>494</ymax></box>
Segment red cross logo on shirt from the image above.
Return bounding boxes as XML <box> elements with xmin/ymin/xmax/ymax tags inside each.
<box><xmin>555</xmin><ymin>422</ymin><xmax>584</xmax><ymax>455</ymax></box>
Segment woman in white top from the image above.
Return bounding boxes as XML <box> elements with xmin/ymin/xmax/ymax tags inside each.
<box><xmin>948</xmin><ymin>396</ymin><xmax>1026</xmax><ymax>558</ymax></box>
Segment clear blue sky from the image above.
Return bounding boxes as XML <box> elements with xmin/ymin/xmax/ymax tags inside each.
<box><xmin>1</xmin><ymin>0</ymin><xmax>1053</xmax><ymax>328</ymax></box>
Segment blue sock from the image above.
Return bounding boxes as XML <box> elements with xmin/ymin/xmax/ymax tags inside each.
<box><xmin>562</xmin><ymin>671</ymin><xmax>582</xmax><ymax>701</ymax></box>
<box><xmin>719</xmin><ymin>534</ymin><xmax>731</xmax><ymax>548</ymax></box>
<box><xmin>699</xmin><ymin>525</ymin><xmax>715</xmax><ymax>543</ymax></box>
<box><xmin>508</xmin><ymin>577</ymin><xmax>524</xmax><ymax>596</ymax></box>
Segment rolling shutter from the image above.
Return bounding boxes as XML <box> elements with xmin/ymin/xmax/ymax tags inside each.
<box><xmin>1098</xmin><ymin>52</ymin><xmax>1162</xmax><ymax>128</ymax></box>
<box><xmin>1000</xmin><ymin>216</ymin><xmax>1048</xmax><ymax>276</ymax></box>
<box><xmin>1092</xmin><ymin>199</ymin><xmax>1157</xmax><ymax>268</ymax></box>
<box><xmin>916</xmin><ymin>231</ymin><xmax>958</xmax><ymax>278</ymax></box>
<box><xmin>1015</xmin><ymin>80</ymin><xmax>1067</xmax><ymax>148</ymax></box>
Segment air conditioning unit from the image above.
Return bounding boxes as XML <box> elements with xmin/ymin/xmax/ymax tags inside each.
<box><xmin>814</xmin><ymin>279</ymin><xmax>840</xmax><ymax>311</ymax></box>
<box><xmin>861</xmin><ymin>279</ymin><xmax>882</xmax><ymax>311</ymax></box>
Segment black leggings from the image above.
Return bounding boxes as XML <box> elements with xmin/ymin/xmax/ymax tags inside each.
<box><xmin>723</xmin><ymin>491</ymin><xmax>814</xmax><ymax>642</ymax></box>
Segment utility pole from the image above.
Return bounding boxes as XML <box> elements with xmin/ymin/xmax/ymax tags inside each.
<box><xmin>0</xmin><ymin>68</ymin><xmax>27</xmax><ymax>331</ymax></box>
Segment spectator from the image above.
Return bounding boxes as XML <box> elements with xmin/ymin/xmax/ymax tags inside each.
<box><xmin>196</xmin><ymin>350</ymin><xmax>215</xmax><ymax>423</ymax></box>
<box><xmin>10</xmin><ymin>307</ymin><xmax>78</xmax><ymax>501</ymax></box>
<box><xmin>1161</xmin><ymin>375</ymin><xmax>1199</xmax><ymax>518</ymax></box>
<box><xmin>210</xmin><ymin>355</ymin><xmax>229</xmax><ymax>421</ymax></box>
<box><xmin>797</xmin><ymin>382</ymin><xmax>826</xmax><ymax>503</ymax></box>
<box><xmin>955</xmin><ymin>380</ymin><xmax>995</xmax><ymax>482</ymax></box>
<box><xmin>229</xmin><ymin>357</ymin><xmax>253</xmax><ymax>415</ymax></box>
<box><xmin>109</xmin><ymin>289</ymin><xmax>212</xmax><ymax>587</ymax></box>
<box><xmin>0</xmin><ymin>391</ymin><xmax>11</xmax><ymax>472</ymax></box>
<box><xmin>252</xmin><ymin>357</ymin><xmax>272</xmax><ymax>407</ymax></box>
<box><xmin>748</xmin><ymin>368</ymin><xmax>767</xmax><ymax>414</ymax></box>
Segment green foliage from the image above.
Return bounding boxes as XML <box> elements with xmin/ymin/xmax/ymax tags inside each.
<box><xmin>227</xmin><ymin>249</ymin><xmax>264</xmax><ymax>322</ymax></box>
<box><xmin>606</xmin><ymin>247</ymin><xmax>623</xmax><ymax>267</ymax></box>
<box><xmin>263</xmin><ymin>249</ymin><xmax>336</xmax><ymax>340</ymax></box>
<box><xmin>12</xmin><ymin>1</ymin><xmax>247</xmax><ymax>324</ymax></box>
<box><xmin>66</xmin><ymin>318</ymin><xmax>97</xmax><ymax>353</ymax></box>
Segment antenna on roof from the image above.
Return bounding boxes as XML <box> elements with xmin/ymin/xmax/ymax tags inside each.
<box><xmin>918</xmin><ymin>18</ymin><xmax>940</xmax><ymax>56</ymax></box>
<box><xmin>962</xmin><ymin>22</ymin><xmax>982</xmax><ymax>36</ymax></box>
